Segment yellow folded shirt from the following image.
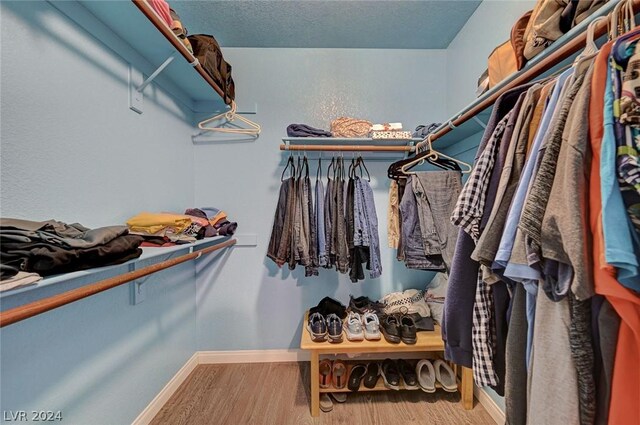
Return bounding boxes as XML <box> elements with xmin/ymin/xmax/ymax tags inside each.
<box><xmin>126</xmin><ymin>212</ymin><xmax>192</xmax><ymax>235</ymax></box>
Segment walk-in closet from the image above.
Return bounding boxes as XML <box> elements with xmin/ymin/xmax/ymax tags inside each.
<box><xmin>1</xmin><ymin>1</ymin><xmax>639</xmax><ymax>424</ymax></box>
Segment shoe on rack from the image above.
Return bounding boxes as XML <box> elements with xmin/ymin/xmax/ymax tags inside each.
<box><xmin>332</xmin><ymin>360</ymin><xmax>348</xmax><ymax>389</ymax></box>
<box><xmin>310</xmin><ymin>297</ymin><xmax>347</xmax><ymax>319</ymax></box>
<box><xmin>307</xmin><ymin>312</ymin><xmax>328</xmax><ymax>342</ymax></box>
<box><xmin>399</xmin><ymin>314</ymin><xmax>417</xmax><ymax>345</ymax></box>
<box><xmin>363</xmin><ymin>312</ymin><xmax>381</xmax><ymax>341</ymax></box>
<box><xmin>381</xmin><ymin>359</ymin><xmax>401</xmax><ymax>390</ymax></box>
<box><xmin>380</xmin><ymin>314</ymin><xmax>401</xmax><ymax>344</ymax></box>
<box><xmin>320</xmin><ymin>394</ymin><xmax>333</xmax><ymax>412</ymax></box>
<box><xmin>397</xmin><ymin>359</ymin><xmax>419</xmax><ymax>390</ymax></box>
<box><xmin>330</xmin><ymin>393</ymin><xmax>347</xmax><ymax>403</ymax></box>
<box><xmin>319</xmin><ymin>359</ymin><xmax>332</xmax><ymax>389</ymax></box>
<box><xmin>433</xmin><ymin>359</ymin><xmax>458</xmax><ymax>392</ymax></box>
<box><xmin>407</xmin><ymin>312</ymin><xmax>435</xmax><ymax>332</ymax></box>
<box><xmin>349</xmin><ymin>295</ymin><xmax>385</xmax><ymax>315</ymax></box>
<box><xmin>326</xmin><ymin>313</ymin><xmax>344</xmax><ymax>343</ymax></box>
<box><xmin>363</xmin><ymin>362</ymin><xmax>380</xmax><ymax>389</ymax></box>
<box><xmin>347</xmin><ymin>363</ymin><xmax>367</xmax><ymax>392</ymax></box>
<box><xmin>344</xmin><ymin>312</ymin><xmax>365</xmax><ymax>341</ymax></box>
<box><xmin>416</xmin><ymin>359</ymin><xmax>436</xmax><ymax>393</ymax></box>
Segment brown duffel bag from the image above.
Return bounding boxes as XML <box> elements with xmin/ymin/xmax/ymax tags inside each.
<box><xmin>188</xmin><ymin>34</ymin><xmax>235</xmax><ymax>104</ymax></box>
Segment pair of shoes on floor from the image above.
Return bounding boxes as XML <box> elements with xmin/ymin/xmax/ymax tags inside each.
<box><xmin>308</xmin><ymin>312</ymin><xmax>343</xmax><ymax>343</ymax></box>
<box><xmin>320</xmin><ymin>392</ymin><xmax>347</xmax><ymax>412</ymax></box>
<box><xmin>380</xmin><ymin>313</ymin><xmax>417</xmax><ymax>344</ymax></box>
<box><xmin>380</xmin><ymin>358</ymin><xmax>419</xmax><ymax>390</ymax></box>
<box><xmin>319</xmin><ymin>359</ymin><xmax>349</xmax><ymax>389</ymax></box>
<box><xmin>416</xmin><ymin>359</ymin><xmax>458</xmax><ymax>393</ymax></box>
<box><xmin>349</xmin><ymin>295</ymin><xmax>386</xmax><ymax>315</ymax></box>
<box><xmin>344</xmin><ymin>311</ymin><xmax>381</xmax><ymax>341</ymax></box>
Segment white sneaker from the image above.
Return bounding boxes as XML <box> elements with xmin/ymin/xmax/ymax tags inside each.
<box><xmin>344</xmin><ymin>312</ymin><xmax>365</xmax><ymax>341</ymax></box>
<box><xmin>363</xmin><ymin>312</ymin><xmax>381</xmax><ymax>340</ymax></box>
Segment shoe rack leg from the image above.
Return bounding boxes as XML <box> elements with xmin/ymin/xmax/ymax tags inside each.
<box><xmin>460</xmin><ymin>366</ymin><xmax>474</xmax><ymax>410</ymax></box>
<box><xmin>310</xmin><ymin>350</ymin><xmax>320</xmax><ymax>417</ymax></box>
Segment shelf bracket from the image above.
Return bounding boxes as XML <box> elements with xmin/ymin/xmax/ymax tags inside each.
<box><xmin>129</xmin><ymin>53</ymin><xmax>177</xmax><ymax>114</ymax></box>
<box><xmin>129</xmin><ymin>263</ymin><xmax>147</xmax><ymax>305</ymax></box>
<box><xmin>472</xmin><ymin>116</ymin><xmax>487</xmax><ymax>129</ymax></box>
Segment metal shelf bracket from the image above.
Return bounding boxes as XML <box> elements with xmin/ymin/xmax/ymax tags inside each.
<box><xmin>129</xmin><ymin>52</ymin><xmax>177</xmax><ymax>114</ymax></box>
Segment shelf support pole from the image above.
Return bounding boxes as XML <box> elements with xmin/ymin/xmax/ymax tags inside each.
<box><xmin>137</xmin><ymin>52</ymin><xmax>177</xmax><ymax>93</ymax></box>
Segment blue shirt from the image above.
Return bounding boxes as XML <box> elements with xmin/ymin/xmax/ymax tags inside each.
<box><xmin>601</xmin><ymin>56</ymin><xmax>640</xmax><ymax>291</ymax></box>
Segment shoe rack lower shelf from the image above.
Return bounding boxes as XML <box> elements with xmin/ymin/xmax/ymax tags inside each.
<box><xmin>320</xmin><ymin>381</ymin><xmax>444</xmax><ymax>393</ymax></box>
<box><xmin>300</xmin><ymin>311</ymin><xmax>474</xmax><ymax>417</ymax></box>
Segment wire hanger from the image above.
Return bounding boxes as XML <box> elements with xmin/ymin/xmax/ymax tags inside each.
<box><xmin>401</xmin><ymin>135</ymin><xmax>472</xmax><ymax>175</ymax></box>
<box><xmin>197</xmin><ymin>100</ymin><xmax>261</xmax><ymax>135</ymax></box>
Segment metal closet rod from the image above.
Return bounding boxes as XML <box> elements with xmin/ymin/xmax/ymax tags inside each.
<box><xmin>429</xmin><ymin>0</ymin><xmax>640</xmax><ymax>145</ymax></box>
<box><xmin>131</xmin><ymin>0</ymin><xmax>229</xmax><ymax>104</ymax></box>
<box><xmin>0</xmin><ymin>238</ymin><xmax>237</xmax><ymax>328</ymax></box>
<box><xmin>279</xmin><ymin>144</ymin><xmax>415</xmax><ymax>152</ymax></box>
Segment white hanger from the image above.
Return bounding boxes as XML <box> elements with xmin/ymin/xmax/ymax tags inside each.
<box><xmin>401</xmin><ymin>135</ymin><xmax>472</xmax><ymax>175</ymax></box>
<box><xmin>197</xmin><ymin>100</ymin><xmax>261</xmax><ymax>135</ymax></box>
<box><xmin>573</xmin><ymin>16</ymin><xmax>608</xmax><ymax>71</ymax></box>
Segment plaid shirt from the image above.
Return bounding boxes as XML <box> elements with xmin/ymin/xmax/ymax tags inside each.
<box><xmin>451</xmin><ymin>113</ymin><xmax>512</xmax><ymax>242</ymax></box>
<box><xmin>472</xmin><ymin>270</ymin><xmax>499</xmax><ymax>387</ymax></box>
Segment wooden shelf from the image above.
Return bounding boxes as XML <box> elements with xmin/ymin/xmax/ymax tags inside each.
<box><xmin>320</xmin><ymin>380</ymin><xmax>443</xmax><ymax>393</ymax></box>
<box><xmin>300</xmin><ymin>310</ymin><xmax>472</xmax><ymax>416</ymax></box>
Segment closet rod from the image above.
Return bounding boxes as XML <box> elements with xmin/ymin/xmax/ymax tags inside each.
<box><xmin>131</xmin><ymin>0</ymin><xmax>229</xmax><ymax>104</ymax></box>
<box><xmin>429</xmin><ymin>0</ymin><xmax>640</xmax><ymax>145</ymax></box>
<box><xmin>279</xmin><ymin>144</ymin><xmax>415</xmax><ymax>152</ymax></box>
<box><xmin>0</xmin><ymin>238</ymin><xmax>237</xmax><ymax>328</ymax></box>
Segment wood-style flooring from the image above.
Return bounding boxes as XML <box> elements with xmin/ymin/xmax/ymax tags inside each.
<box><xmin>150</xmin><ymin>363</ymin><xmax>496</xmax><ymax>425</ymax></box>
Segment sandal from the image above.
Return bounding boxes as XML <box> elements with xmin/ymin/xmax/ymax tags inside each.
<box><xmin>332</xmin><ymin>360</ymin><xmax>348</xmax><ymax>389</ymax></box>
<box><xmin>347</xmin><ymin>363</ymin><xmax>367</xmax><ymax>392</ymax></box>
<box><xmin>319</xmin><ymin>359</ymin><xmax>332</xmax><ymax>389</ymax></box>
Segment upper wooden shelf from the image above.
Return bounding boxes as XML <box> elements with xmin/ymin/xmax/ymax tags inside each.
<box><xmin>50</xmin><ymin>0</ymin><xmax>228</xmax><ymax>112</ymax></box>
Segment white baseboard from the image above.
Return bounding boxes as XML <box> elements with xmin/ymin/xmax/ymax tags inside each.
<box><xmin>474</xmin><ymin>386</ymin><xmax>506</xmax><ymax>425</ymax></box>
<box><xmin>198</xmin><ymin>349</ymin><xmax>309</xmax><ymax>364</ymax></box>
<box><xmin>131</xmin><ymin>352</ymin><xmax>199</xmax><ymax>425</ymax></box>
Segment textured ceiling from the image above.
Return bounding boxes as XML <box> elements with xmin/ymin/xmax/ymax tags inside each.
<box><xmin>172</xmin><ymin>1</ymin><xmax>482</xmax><ymax>49</ymax></box>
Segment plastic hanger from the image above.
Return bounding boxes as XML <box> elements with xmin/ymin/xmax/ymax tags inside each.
<box><xmin>197</xmin><ymin>100</ymin><xmax>261</xmax><ymax>135</ymax></box>
<box><xmin>281</xmin><ymin>155</ymin><xmax>295</xmax><ymax>181</ymax></box>
<box><xmin>573</xmin><ymin>16</ymin><xmax>608</xmax><ymax>72</ymax></box>
<box><xmin>400</xmin><ymin>135</ymin><xmax>472</xmax><ymax>175</ymax></box>
<box><xmin>356</xmin><ymin>155</ymin><xmax>371</xmax><ymax>182</ymax></box>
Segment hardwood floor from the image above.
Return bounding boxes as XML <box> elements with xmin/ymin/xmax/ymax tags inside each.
<box><xmin>150</xmin><ymin>363</ymin><xmax>496</xmax><ymax>425</ymax></box>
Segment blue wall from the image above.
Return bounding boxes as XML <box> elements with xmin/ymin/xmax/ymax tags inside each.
<box><xmin>0</xmin><ymin>2</ymin><xmax>200</xmax><ymax>424</ymax></box>
<box><xmin>193</xmin><ymin>47</ymin><xmax>449</xmax><ymax>350</ymax></box>
<box><xmin>0</xmin><ymin>0</ymin><xmax>536</xmax><ymax>421</ymax></box>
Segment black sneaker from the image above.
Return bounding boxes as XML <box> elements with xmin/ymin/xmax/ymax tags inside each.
<box><xmin>381</xmin><ymin>359</ymin><xmax>400</xmax><ymax>390</ymax></box>
<box><xmin>380</xmin><ymin>314</ymin><xmax>401</xmax><ymax>344</ymax></box>
<box><xmin>399</xmin><ymin>314</ymin><xmax>417</xmax><ymax>344</ymax></box>
<box><xmin>326</xmin><ymin>313</ymin><xmax>343</xmax><ymax>343</ymax></box>
<box><xmin>307</xmin><ymin>312</ymin><xmax>327</xmax><ymax>342</ymax></box>
<box><xmin>310</xmin><ymin>297</ymin><xmax>347</xmax><ymax>319</ymax></box>
<box><xmin>397</xmin><ymin>359</ymin><xmax>419</xmax><ymax>389</ymax></box>
<box><xmin>349</xmin><ymin>295</ymin><xmax>385</xmax><ymax>315</ymax></box>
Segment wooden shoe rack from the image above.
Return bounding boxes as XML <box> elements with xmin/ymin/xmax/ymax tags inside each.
<box><xmin>300</xmin><ymin>311</ymin><xmax>474</xmax><ymax>416</ymax></box>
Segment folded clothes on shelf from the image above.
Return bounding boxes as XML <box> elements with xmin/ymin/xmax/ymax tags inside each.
<box><xmin>0</xmin><ymin>218</ymin><xmax>143</xmax><ymax>277</ymax></box>
<box><xmin>286</xmin><ymin>124</ymin><xmax>332</xmax><ymax>138</ymax></box>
